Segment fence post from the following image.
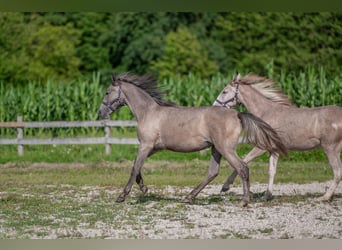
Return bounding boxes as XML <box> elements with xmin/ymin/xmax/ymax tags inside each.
<box><xmin>104</xmin><ymin>120</ymin><xmax>111</xmax><ymax>155</ymax></box>
<box><xmin>17</xmin><ymin>116</ymin><xmax>24</xmax><ymax>156</ymax></box>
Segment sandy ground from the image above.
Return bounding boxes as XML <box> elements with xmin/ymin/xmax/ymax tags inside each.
<box><xmin>1</xmin><ymin>181</ymin><xmax>340</xmax><ymax>239</ymax></box>
<box><xmin>107</xmin><ymin>182</ymin><xmax>342</xmax><ymax>239</ymax></box>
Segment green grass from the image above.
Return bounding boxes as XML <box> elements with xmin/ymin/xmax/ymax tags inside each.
<box><xmin>0</xmin><ymin>159</ymin><xmax>332</xmax><ymax>189</ymax></box>
<box><xmin>0</xmin><ymin>138</ymin><xmax>330</xmax><ymax>164</ymax></box>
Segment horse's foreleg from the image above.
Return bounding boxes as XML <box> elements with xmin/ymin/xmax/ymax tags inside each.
<box><xmin>263</xmin><ymin>153</ymin><xmax>279</xmax><ymax>201</ymax></box>
<box><xmin>182</xmin><ymin>147</ymin><xmax>222</xmax><ymax>203</ymax></box>
<box><xmin>116</xmin><ymin>144</ymin><xmax>152</xmax><ymax>203</ymax></box>
<box><xmin>134</xmin><ymin>150</ymin><xmax>157</xmax><ymax>195</ymax></box>
<box><xmin>221</xmin><ymin>147</ymin><xmax>265</xmax><ymax>193</ymax></box>
<box><xmin>317</xmin><ymin>147</ymin><xmax>342</xmax><ymax>202</ymax></box>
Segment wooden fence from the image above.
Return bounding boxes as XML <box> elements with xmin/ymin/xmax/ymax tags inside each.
<box><xmin>0</xmin><ymin>116</ymin><xmax>139</xmax><ymax>156</ymax></box>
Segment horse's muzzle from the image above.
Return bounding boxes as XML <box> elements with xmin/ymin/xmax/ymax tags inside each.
<box><xmin>98</xmin><ymin>104</ymin><xmax>112</xmax><ymax>119</ymax></box>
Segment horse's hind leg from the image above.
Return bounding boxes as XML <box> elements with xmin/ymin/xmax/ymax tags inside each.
<box><xmin>317</xmin><ymin>145</ymin><xmax>342</xmax><ymax>202</ymax></box>
<box><xmin>221</xmin><ymin>147</ymin><xmax>265</xmax><ymax>193</ymax></box>
<box><xmin>223</xmin><ymin>150</ymin><xmax>250</xmax><ymax>207</ymax></box>
<box><xmin>181</xmin><ymin>147</ymin><xmax>222</xmax><ymax>203</ymax></box>
<box><xmin>263</xmin><ymin>152</ymin><xmax>279</xmax><ymax>201</ymax></box>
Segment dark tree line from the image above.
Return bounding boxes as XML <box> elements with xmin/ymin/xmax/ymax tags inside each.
<box><xmin>1</xmin><ymin>12</ymin><xmax>341</xmax><ymax>85</ymax></box>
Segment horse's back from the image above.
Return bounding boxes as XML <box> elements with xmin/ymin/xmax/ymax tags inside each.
<box><xmin>155</xmin><ymin>106</ymin><xmax>241</xmax><ymax>151</ymax></box>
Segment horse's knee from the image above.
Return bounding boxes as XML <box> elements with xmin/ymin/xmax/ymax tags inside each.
<box><xmin>237</xmin><ymin>165</ymin><xmax>249</xmax><ymax>180</ymax></box>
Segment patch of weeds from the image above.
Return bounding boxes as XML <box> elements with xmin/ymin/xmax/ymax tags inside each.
<box><xmin>220</xmin><ymin>192</ymin><xmax>242</xmax><ymax>204</ymax></box>
<box><xmin>215</xmin><ymin>230</ymin><xmax>233</xmax><ymax>239</ymax></box>
<box><xmin>258</xmin><ymin>228</ymin><xmax>274</xmax><ymax>234</ymax></box>
<box><xmin>251</xmin><ymin>191</ymin><xmax>270</xmax><ymax>201</ymax></box>
<box><xmin>154</xmin><ymin>229</ymin><xmax>164</xmax><ymax>235</ymax></box>
<box><xmin>0</xmin><ymin>193</ymin><xmax>20</xmax><ymax>203</ymax></box>
<box><xmin>185</xmin><ymin>234</ymin><xmax>201</xmax><ymax>239</ymax></box>
<box><xmin>256</xmin><ymin>194</ymin><xmax>309</xmax><ymax>207</ymax></box>
<box><xmin>208</xmin><ymin>195</ymin><xmax>224</xmax><ymax>204</ymax></box>
<box><xmin>232</xmin><ymin>232</ymin><xmax>251</xmax><ymax>239</ymax></box>
<box><xmin>184</xmin><ymin>222</ymin><xmax>195</xmax><ymax>229</ymax></box>
<box><xmin>190</xmin><ymin>194</ymin><xmax>225</xmax><ymax>205</ymax></box>
<box><xmin>135</xmin><ymin>192</ymin><xmax>163</xmax><ymax>203</ymax></box>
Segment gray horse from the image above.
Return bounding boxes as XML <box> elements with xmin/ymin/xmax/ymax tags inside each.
<box><xmin>214</xmin><ymin>73</ymin><xmax>342</xmax><ymax>201</ymax></box>
<box><xmin>98</xmin><ymin>73</ymin><xmax>287</xmax><ymax>206</ymax></box>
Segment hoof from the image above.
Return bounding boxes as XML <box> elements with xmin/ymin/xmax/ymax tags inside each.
<box><xmin>220</xmin><ymin>184</ymin><xmax>230</xmax><ymax>193</ymax></box>
<box><xmin>116</xmin><ymin>195</ymin><xmax>126</xmax><ymax>203</ymax></box>
<box><xmin>239</xmin><ymin>200</ymin><xmax>249</xmax><ymax>207</ymax></box>
<box><xmin>261</xmin><ymin>190</ymin><xmax>273</xmax><ymax>201</ymax></box>
<box><xmin>140</xmin><ymin>186</ymin><xmax>148</xmax><ymax>194</ymax></box>
<box><xmin>315</xmin><ymin>196</ymin><xmax>331</xmax><ymax>202</ymax></box>
<box><xmin>181</xmin><ymin>196</ymin><xmax>193</xmax><ymax>204</ymax></box>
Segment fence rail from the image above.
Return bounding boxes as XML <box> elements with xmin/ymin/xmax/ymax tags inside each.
<box><xmin>0</xmin><ymin>116</ymin><xmax>139</xmax><ymax>155</ymax></box>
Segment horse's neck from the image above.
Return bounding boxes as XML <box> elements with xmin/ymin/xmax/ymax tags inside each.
<box><xmin>239</xmin><ymin>85</ymin><xmax>279</xmax><ymax>117</ymax></box>
<box><xmin>122</xmin><ymin>83</ymin><xmax>158</xmax><ymax>121</ymax></box>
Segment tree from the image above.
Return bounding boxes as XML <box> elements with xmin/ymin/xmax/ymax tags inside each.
<box><xmin>212</xmin><ymin>12</ymin><xmax>342</xmax><ymax>76</ymax></box>
<box><xmin>27</xmin><ymin>23</ymin><xmax>81</xmax><ymax>81</ymax></box>
<box><xmin>0</xmin><ymin>12</ymin><xmax>31</xmax><ymax>84</ymax></box>
<box><xmin>150</xmin><ymin>27</ymin><xmax>219</xmax><ymax>79</ymax></box>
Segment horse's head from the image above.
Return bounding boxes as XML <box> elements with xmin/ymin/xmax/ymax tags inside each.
<box><xmin>98</xmin><ymin>75</ymin><xmax>126</xmax><ymax>119</ymax></box>
<box><xmin>213</xmin><ymin>73</ymin><xmax>241</xmax><ymax>108</ymax></box>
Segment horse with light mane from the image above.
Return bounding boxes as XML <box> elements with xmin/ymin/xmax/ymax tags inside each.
<box><xmin>214</xmin><ymin>73</ymin><xmax>342</xmax><ymax>201</ymax></box>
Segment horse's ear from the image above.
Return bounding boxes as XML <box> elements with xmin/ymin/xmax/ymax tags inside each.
<box><xmin>232</xmin><ymin>72</ymin><xmax>241</xmax><ymax>82</ymax></box>
<box><xmin>111</xmin><ymin>75</ymin><xmax>116</xmax><ymax>85</ymax></box>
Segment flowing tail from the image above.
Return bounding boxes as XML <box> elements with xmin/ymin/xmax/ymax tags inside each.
<box><xmin>238</xmin><ymin>112</ymin><xmax>288</xmax><ymax>156</ymax></box>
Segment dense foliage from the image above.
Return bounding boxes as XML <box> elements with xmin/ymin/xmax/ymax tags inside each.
<box><xmin>1</xmin><ymin>67</ymin><xmax>341</xmax><ymax>127</ymax></box>
<box><xmin>1</xmin><ymin>12</ymin><xmax>341</xmax><ymax>136</ymax></box>
<box><xmin>0</xmin><ymin>12</ymin><xmax>341</xmax><ymax>85</ymax></box>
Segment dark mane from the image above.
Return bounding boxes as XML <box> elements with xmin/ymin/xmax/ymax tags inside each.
<box><xmin>113</xmin><ymin>73</ymin><xmax>177</xmax><ymax>107</ymax></box>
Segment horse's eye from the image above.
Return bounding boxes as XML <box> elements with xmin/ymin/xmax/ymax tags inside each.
<box><xmin>105</xmin><ymin>92</ymin><xmax>109</xmax><ymax>95</ymax></box>
<box><xmin>223</xmin><ymin>91</ymin><xmax>228</xmax><ymax>94</ymax></box>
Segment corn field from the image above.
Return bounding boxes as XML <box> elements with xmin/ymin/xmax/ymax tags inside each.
<box><xmin>0</xmin><ymin>67</ymin><xmax>341</xmax><ymax>136</ymax></box>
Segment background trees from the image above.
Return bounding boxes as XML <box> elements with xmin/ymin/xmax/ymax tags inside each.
<box><xmin>0</xmin><ymin>12</ymin><xmax>341</xmax><ymax>85</ymax></box>
<box><xmin>1</xmin><ymin>12</ymin><xmax>341</xmax><ymax>124</ymax></box>
<box><xmin>150</xmin><ymin>27</ymin><xmax>219</xmax><ymax>79</ymax></box>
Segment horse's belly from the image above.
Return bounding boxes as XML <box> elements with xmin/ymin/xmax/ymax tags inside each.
<box><xmin>285</xmin><ymin>135</ymin><xmax>321</xmax><ymax>151</ymax></box>
<box><xmin>159</xmin><ymin>135</ymin><xmax>211</xmax><ymax>152</ymax></box>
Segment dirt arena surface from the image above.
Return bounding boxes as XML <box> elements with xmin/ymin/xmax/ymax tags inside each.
<box><xmin>1</xmin><ymin>181</ymin><xmax>341</xmax><ymax>239</ymax></box>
